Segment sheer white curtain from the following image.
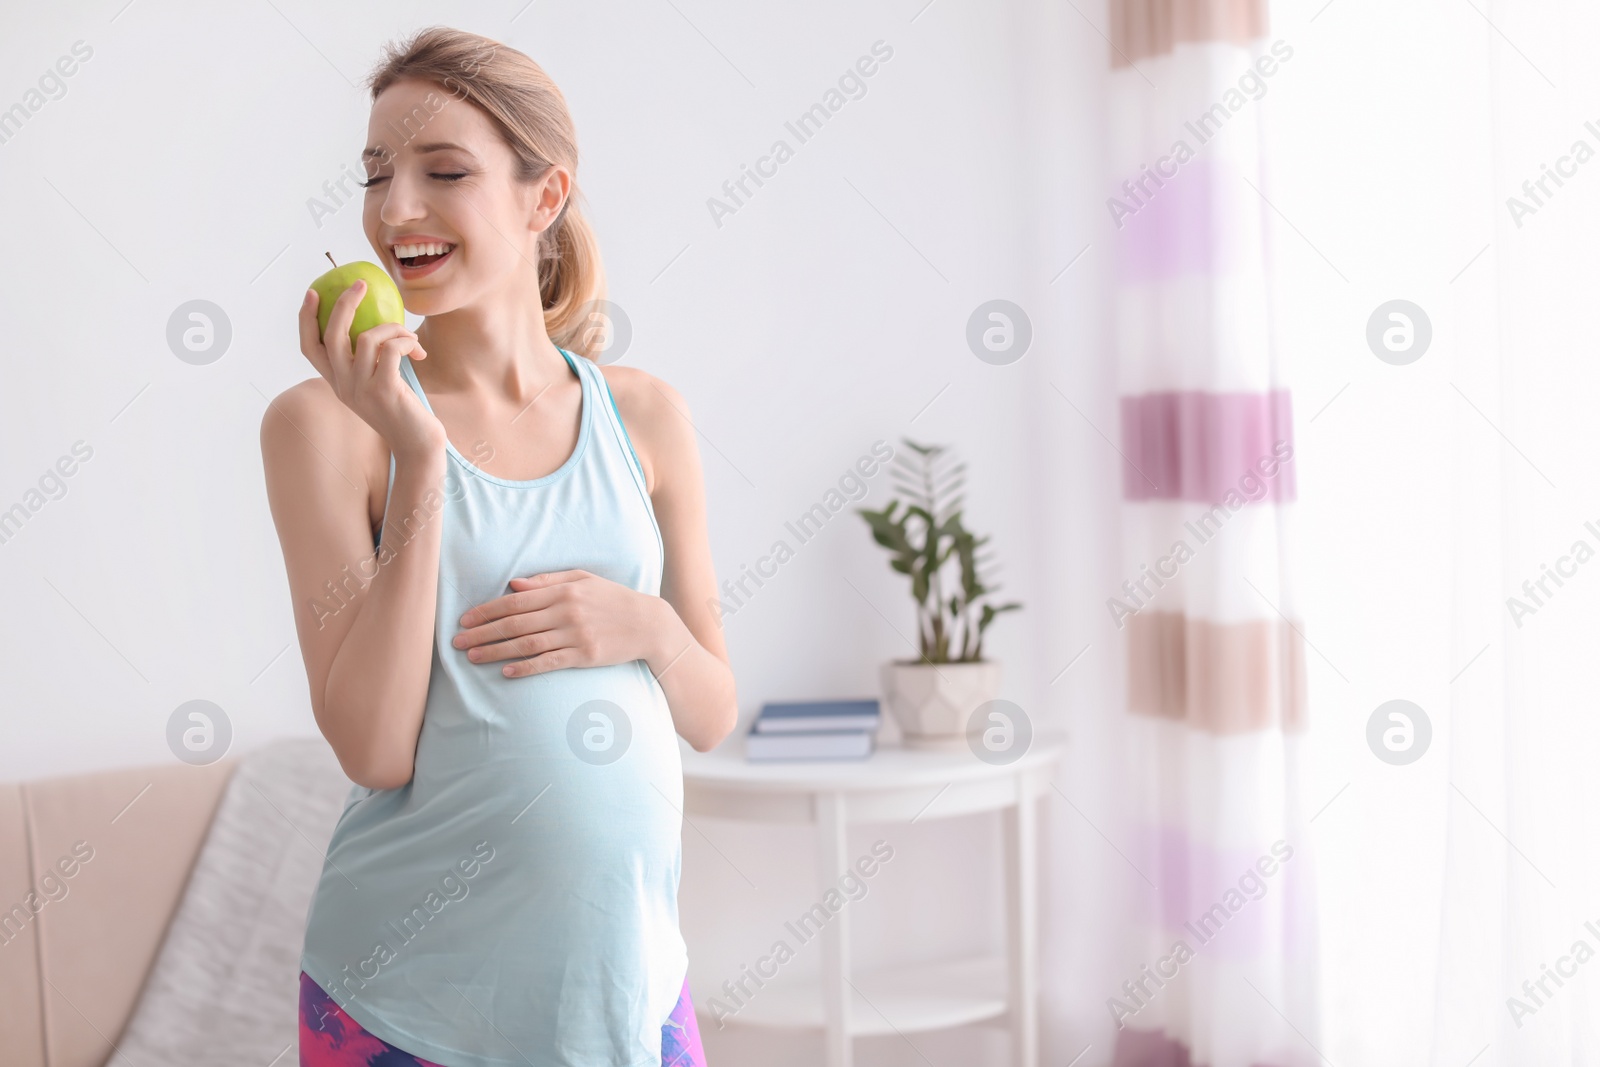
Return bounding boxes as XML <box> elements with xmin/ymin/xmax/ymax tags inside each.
<box><xmin>1262</xmin><ymin>1</ymin><xmax>1600</xmax><ymax>1063</ymax></box>
<box><xmin>1432</xmin><ymin>3</ymin><xmax>1600</xmax><ymax>1063</ymax></box>
<box><xmin>1043</xmin><ymin>1</ymin><xmax>1600</xmax><ymax>1064</ymax></box>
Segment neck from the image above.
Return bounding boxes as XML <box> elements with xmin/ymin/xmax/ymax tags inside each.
<box><xmin>412</xmin><ymin>298</ymin><xmax>569</xmax><ymax>401</ymax></box>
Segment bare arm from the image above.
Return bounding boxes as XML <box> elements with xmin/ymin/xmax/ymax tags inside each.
<box><xmin>626</xmin><ymin>373</ymin><xmax>739</xmax><ymax>752</ymax></box>
<box><xmin>262</xmin><ymin>283</ymin><xmax>448</xmax><ymax>789</ymax></box>
<box><xmin>260</xmin><ymin>385</ymin><xmax>447</xmax><ymax>789</ymax></box>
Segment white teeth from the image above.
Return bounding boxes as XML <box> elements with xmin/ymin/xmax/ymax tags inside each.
<box><xmin>393</xmin><ymin>242</ymin><xmax>454</xmax><ymax>259</ymax></box>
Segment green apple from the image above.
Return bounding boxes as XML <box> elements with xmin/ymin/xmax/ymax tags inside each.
<box><xmin>310</xmin><ymin>257</ymin><xmax>405</xmax><ymax>347</ymax></box>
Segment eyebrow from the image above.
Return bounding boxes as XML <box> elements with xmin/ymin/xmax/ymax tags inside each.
<box><xmin>361</xmin><ymin>141</ymin><xmax>473</xmax><ymax>161</ymax></box>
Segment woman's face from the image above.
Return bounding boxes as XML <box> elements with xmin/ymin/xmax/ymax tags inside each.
<box><xmin>361</xmin><ymin>77</ymin><xmax>567</xmax><ymax>317</ymax></box>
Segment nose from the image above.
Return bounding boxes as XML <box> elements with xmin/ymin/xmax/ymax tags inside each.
<box><xmin>378</xmin><ymin>169</ymin><xmax>428</xmax><ymax>232</ymax></box>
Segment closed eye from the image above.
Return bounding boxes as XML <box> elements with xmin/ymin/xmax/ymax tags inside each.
<box><xmin>358</xmin><ymin>173</ymin><xmax>468</xmax><ymax>188</ymax></box>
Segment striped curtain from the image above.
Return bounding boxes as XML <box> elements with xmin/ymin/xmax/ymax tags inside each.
<box><xmin>1103</xmin><ymin>2</ymin><xmax>1320</xmax><ymax>1064</ymax></box>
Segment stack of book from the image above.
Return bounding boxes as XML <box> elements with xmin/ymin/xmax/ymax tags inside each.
<box><xmin>743</xmin><ymin>699</ymin><xmax>881</xmax><ymax>762</ymax></box>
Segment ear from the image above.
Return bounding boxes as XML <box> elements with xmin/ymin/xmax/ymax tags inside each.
<box><xmin>528</xmin><ymin>165</ymin><xmax>571</xmax><ymax>236</ymax></box>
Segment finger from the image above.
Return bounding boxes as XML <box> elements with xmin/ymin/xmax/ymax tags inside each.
<box><xmin>460</xmin><ymin>579</ymin><xmax>578</xmax><ymax>628</ymax></box>
<box><xmin>373</xmin><ymin>334</ymin><xmax>414</xmax><ymax>390</ymax></box>
<box><xmin>482</xmin><ymin>572</ymin><xmax>590</xmax><ymax>627</ymax></box>
<box><xmin>507</xmin><ymin>570</ymin><xmax>589</xmax><ymax>591</ymax></box>
<box><xmin>453</xmin><ymin>609</ymin><xmax>553</xmax><ymax>650</ymax></box>
<box><xmin>357</xmin><ymin>325</ymin><xmax>422</xmax><ymax>382</ymax></box>
<box><xmin>297</xmin><ymin>289</ymin><xmax>333</xmax><ymax>380</ymax></box>
<box><xmin>465</xmin><ymin>628</ymin><xmax>563</xmax><ymax>664</ymax></box>
<box><xmin>351</xmin><ymin>321</ymin><xmax>411</xmax><ymax>372</ymax></box>
<box><xmin>505</xmin><ymin>648</ymin><xmax>573</xmax><ymax>678</ymax></box>
<box><xmin>459</xmin><ymin>591</ymin><xmax>527</xmax><ymax>628</ymax></box>
<box><xmin>323</xmin><ymin>280</ymin><xmax>368</xmax><ymax>366</ymax></box>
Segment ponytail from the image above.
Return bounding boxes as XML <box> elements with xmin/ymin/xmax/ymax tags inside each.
<box><xmin>538</xmin><ymin>191</ymin><xmax>607</xmax><ymax>360</ymax></box>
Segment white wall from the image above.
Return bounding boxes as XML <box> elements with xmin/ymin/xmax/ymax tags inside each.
<box><xmin>0</xmin><ymin>3</ymin><xmax>1114</xmax><ymax>1065</ymax></box>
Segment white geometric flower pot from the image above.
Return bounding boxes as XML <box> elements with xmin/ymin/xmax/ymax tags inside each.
<box><xmin>878</xmin><ymin>659</ymin><xmax>1004</xmax><ymax>750</ymax></box>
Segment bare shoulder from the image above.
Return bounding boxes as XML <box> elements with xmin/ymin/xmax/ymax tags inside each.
<box><xmin>261</xmin><ymin>375</ymin><xmax>337</xmax><ymax>438</ymax></box>
<box><xmin>260</xmin><ymin>376</ymin><xmax>388</xmax><ymax>527</ymax></box>
<box><xmin>260</xmin><ymin>375</ymin><xmax>374</xmax><ymax>461</ymax></box>
<box><xmin>596</xmin><ymin>363</ymin><xmax>697</xmax><ymax>497</ymax></box>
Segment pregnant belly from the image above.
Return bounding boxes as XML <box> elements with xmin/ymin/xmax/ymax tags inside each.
<box><xmin>401</xmin><ymin>658</ymin><xmax>684</xmax><ymax>865</ymax></box>
<box><xmin>304</xmin><ymin>656</ymin><xmax>688</xmax><ymax>1047</ymax></box>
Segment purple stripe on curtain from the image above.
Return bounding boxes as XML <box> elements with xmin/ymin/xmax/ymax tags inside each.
<box><xmin>1112</xmin><ymin>1027</ymin><xmax>1292</xmax><ymax>1067</ymax></box>
<box><xmin>1124</xmin><ymin>825</ymin><xmax>1315</xmax><ymax>957</ymax></box>
<box><xmin>1113</xmin><ymin>161</ymin><xmax>1229</xmax><ymax>282</ymax></box>
<box><xmin>1121</xmin><ymin>390</ymin><xmax>1295</xmax><ymax>503</ymax></box>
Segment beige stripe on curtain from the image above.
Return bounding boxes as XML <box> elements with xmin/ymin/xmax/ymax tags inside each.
<box><xmin>1108</xmin><ymin>0</ymin><xmax>1268</xmax><ymax>67</ymax></box>
<box><xmin>1125</xmin><ymin>612</ymin><xmax>1308</xmax><ymax>733</ymax></box>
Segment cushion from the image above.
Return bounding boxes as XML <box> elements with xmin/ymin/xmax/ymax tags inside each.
<box><xmin>113</xmin><ymin>736</ymin><xmax>353</xmax><ymax>1065</ymax></box>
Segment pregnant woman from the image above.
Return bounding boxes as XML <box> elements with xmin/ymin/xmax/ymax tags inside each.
<box><xmin>261</xmin><ymin>26</ymin><xmax>736</xmax><ymax>1067</ymax></box>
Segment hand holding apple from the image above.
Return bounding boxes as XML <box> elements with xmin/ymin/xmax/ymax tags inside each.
<box><xmin>310</xmin><ymin>255</ymin><xmax>405</xmax><ymax>346</ymax></box>
<box><xmin>297</xmin><ymin>259</ymin><xmax>444</xmax><ymax>463</ymax></box>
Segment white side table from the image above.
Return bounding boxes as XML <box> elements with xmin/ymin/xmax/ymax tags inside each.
<box><xmin>681</xmin><ymin>739</ymin><xmax>1064</xmax><ymax>1067</ymax></box>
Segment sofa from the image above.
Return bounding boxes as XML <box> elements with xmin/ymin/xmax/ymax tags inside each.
<box><xmin>0</xmin><ymin>737</ymin><xmax>355</xmax><ymax>1067</ymax></box>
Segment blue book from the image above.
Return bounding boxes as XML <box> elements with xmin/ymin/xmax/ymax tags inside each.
<box><xmin>751</xmin><ymin>699</ymin><xmax>880</xmax><ymax>734</ymax></box>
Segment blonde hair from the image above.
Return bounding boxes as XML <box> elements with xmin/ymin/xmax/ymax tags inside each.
<box><xmin>366</xmin><ymin>27</ymin><xmax>606</xmax><ymax>359</ymax></box>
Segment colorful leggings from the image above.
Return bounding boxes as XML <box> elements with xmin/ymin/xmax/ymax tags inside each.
<box><xmin>298</xmin><ymin>969</ymin><xmax>706</xmax><ymax>1067</ymax></box>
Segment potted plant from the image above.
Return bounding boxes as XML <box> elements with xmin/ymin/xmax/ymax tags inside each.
<box><xmin>857</xmin><ymin>438</ymin><xmax>1022</xmax><ymax>749</ymax></box>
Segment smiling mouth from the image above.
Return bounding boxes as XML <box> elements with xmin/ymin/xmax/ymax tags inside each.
<box><xmin>393</xmin><ymin>243</ymin><xmax>456</xmax><ymax>269</ymax></box>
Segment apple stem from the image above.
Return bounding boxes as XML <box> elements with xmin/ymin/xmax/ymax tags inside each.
<box><xmin>324</xmin><ymin>252</ymin><xmax>338</xmax><ymax>268</ymax></box>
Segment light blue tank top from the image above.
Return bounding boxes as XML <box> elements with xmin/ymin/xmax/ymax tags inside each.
<box><xmin>299</xmin><ymin>347</ymin><xmax>687</xmax><ymax>1067</ymax></box>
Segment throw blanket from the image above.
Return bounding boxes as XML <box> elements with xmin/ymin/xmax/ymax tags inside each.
<box><xmin>115</xmin><ymin>736</ymin><xmax>354</xmax><ymax>1066</ymax></box>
